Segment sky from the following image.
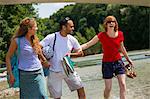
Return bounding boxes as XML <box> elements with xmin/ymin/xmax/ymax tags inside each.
<box><xmin>34</xmin><ymin>3</ymin><xmax>75</xmax><ymax>18</ymax></box>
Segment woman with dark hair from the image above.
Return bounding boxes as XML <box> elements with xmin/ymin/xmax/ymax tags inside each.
<box><xmin>6</xmin><ymin>17</ymin><xmax>49</xmax><ymax>99</ymax></box>
<box><xmin>81</xmin><ymin>16</ymin><xmax>133</xmax><ymax>99</ymax></box>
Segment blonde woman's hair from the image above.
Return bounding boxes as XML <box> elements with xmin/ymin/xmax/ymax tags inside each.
<box><xmin>13</xmin><ymin>17</ymin><xmax>41</xmax><ymax>55</ymax></box>
<box><xmin>13</xmin><ymin>17</ymin><xmax>35</xmax><ymax>39</ymax></box>
<box><xmin>31</xmin><ymin>35</ymin><xmax>43</xmax><ymax>55</ymax></box>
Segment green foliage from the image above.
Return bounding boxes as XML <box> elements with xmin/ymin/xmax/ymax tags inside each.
<box><xmin>74</xmin><ymin>32</ymin><xmax>87</xmax><ymax>44</ymax></box>
<box><xmin>84</xmin><ymin>27</ymin><xmax>102</xmax><ymax>55</ymax></box>
<box><xmin>85</xmin><ymin>27</ymin><xmax>96</xmax><ymax>40</ymax></box>
<box><xmin>77</xmin><ymin>17</ymin><xmax>88</xmax><ymax>35</ymax></box>
<box><xmin>0</xmin><ymin>37</ymin><xmax>7</xmax><ymax>62</ymax></box>
<box><xmin>37</xmin><ymin>18</ymin><xmax>59</xmax><ymax>39</ymax></box>
<box><xmin>119</xmin><ymin>6</ymin><xmax>150</xmax><ymax>50</ymax></box>
<box><xmin>0</xmin><ymin>3</ymin><xmax>149</xmax><ymax>62</ymax></box>
<box><xmin>98</xmin><ymin>24</ymin><xmax>105</xmax><ymax>32</ymax></box>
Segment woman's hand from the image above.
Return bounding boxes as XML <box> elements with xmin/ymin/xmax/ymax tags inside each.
<box><xmin>127</xmin><ymin>58</ymin><xmax>134</xmax><ymax>67</ymax></box>
<box><xmin>42</xmin><ymin>60</ymin><xmax>51</xmax><ymax>68</ymax></box>
<box><xmin>9</xmin><ymin>73</ymin><xmax>15</xmax><ymax>87</ymax></box>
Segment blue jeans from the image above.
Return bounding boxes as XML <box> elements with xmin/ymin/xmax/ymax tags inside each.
<box><xmin>19</xmin><ymin>69</ymin><xmax>48</xmax><ymax>99</ymax></box>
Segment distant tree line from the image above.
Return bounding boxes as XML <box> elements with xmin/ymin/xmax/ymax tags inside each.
<box><xmin>0</xmin><ymin>3</ymin><xmax>149</xmax><ymax>63</ymax></box>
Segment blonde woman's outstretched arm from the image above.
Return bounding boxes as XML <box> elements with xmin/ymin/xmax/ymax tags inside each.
<box><xmin>81</xmin><ymin>35</ymin><xmax>99</xmax><ymax>50</ymax></box>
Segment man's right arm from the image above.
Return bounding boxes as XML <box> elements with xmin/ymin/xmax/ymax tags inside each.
<box><xmin>40</xmin><ymin>34</ymin><xmax>53</xmax><ymax>47</ymax></box>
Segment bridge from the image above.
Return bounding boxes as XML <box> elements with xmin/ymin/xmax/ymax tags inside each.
<box><xmin>0</xmin><ymin>0</ymin><xmax>150</xmax><ymax>7</ymax></box>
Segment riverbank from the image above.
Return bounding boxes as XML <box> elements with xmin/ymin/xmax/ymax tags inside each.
<box><xmin>61</xmin><ymin>58</ymin><xmax>150</xmax><ymax>99</ymax></box>
<box><xmin>0</xmin><ymin>50</ymin><xmax>150</xmax><ymax>99</ymax></box>
<box><xmin>0</xmin><ymin>58</ymin><xmax>150</xmax><ymax>99</ymax></box>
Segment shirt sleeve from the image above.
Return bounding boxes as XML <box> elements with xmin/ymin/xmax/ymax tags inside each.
<box><xmin>40</xmin><ymin>34</ymin><xmax>55</xmax><ymax>47</ymax></box>
<box><xmin>70</xmin><ymin>36</ymin><xmax>81</xmax><ymax>50</ymax></box>
<box><xmin>119</xmin><ymin>31</ymin><xmax>124</xmax><ymax>42</ymax></box>
<box><xmin>97</xmin><ymin>32</ymin><xmax>103</xmax><ymax>42</ymax></box>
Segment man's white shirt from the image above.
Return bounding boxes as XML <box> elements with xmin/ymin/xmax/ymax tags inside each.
<box><xmin>40</xmin><ymin>32</ymin><xmax>81</xmax><ymax>72</ymax></box>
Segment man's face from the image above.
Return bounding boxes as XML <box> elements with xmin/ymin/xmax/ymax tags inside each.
<box><xmin>65</xmin><ymin>20</ymin><xmax>74</xmax><ymax>34</ymax></box>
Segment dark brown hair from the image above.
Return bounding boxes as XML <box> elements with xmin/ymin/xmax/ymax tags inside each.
<box><xmin>59</xmin><ymin>17</ymin><xmax>71</xmax><ymax>29</ymax></box>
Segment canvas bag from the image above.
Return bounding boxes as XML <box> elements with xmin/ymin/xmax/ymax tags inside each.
<box><xmin>7</xmin><ymin>38</ymin><xmax>20</xmax><ymax>88</ymax></box>
<box><xmin>42</xmin><ymin>33</ymin><xmax>56</xmax><ymax>76</ymax></box>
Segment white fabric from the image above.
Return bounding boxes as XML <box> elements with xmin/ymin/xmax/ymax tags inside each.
<box><xmin>40</xmin><ymin>32</ymin><xmax>81</xmax><ymax>72</ymax></box>
<box><xmin>47</xmin><ymin>71</ymin><xmax>84</xmax><ymax>98</ymax></box>
<box><xmin>42</xmin><ymin>45</ymin><xmax>54</xmax><ymax>60</ymax></box>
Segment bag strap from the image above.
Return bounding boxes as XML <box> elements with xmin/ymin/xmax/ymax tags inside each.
<box><xmin>52</xmin><ymin>33</ymin><xmax>56</xmax><ymax>51</ymax></box>
<box><xmin>17</xmin><ymin>38</ymin><xmax>20</xmax><ymax>64</ymax></box>
<box><xmin>17</xmin><ymin>38</ymin><xmax>20</xmax><ymax>54</ymax></box>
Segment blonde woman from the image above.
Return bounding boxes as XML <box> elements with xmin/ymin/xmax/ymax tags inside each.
<box><xmin>6</xmin><ymin>17</ymin><xmax>49</xmax><ymax>99</ymax></box>
<box><xmin>81</xmin><ymin>16</ymin><xmax>133</xmax><ymax>99</ymax></box>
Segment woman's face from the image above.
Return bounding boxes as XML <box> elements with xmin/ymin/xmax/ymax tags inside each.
<box><xmin>28</xmin><ymin>22</ymin><xmax>38</xmax><ymax>36</ymax></box>
<box><xmin>104</xmin><ymin>16</ymin><xmax>118</xmax><ymax>32</ymax></box>
<box><xmin>106</xmin><ymin>19</ymin><xmax>116</xmax><ymax>30</ymax></box>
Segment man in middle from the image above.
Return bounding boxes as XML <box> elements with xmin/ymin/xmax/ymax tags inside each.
<box><xmin>40</xmin><ymin>17</ymin><xmax>86</xmax><ymax>99</ymax></box>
